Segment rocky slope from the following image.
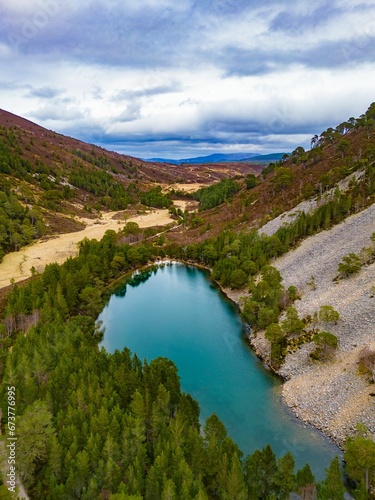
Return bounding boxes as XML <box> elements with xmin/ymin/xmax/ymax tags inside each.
<box><xmin>252</xmin><ymin>203</ymin><xmax>375</xmax><ymax>446</ymax></box>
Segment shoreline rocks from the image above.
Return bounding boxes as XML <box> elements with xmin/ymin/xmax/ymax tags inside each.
<box><xmin>220</xmin><ymin>205</ymin><xmax>375</xmax><ymax>447</ymax></box>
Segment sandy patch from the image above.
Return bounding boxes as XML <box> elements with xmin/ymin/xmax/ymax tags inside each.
<box><xmin>167</xmin><ymin>183</ymin><xmax>205</xmax><ymax>193</ymax></box>
<box><xmin>0</xmin><ymin>209</ymin><xmax>174</xmax><ymax>289</ymax></box>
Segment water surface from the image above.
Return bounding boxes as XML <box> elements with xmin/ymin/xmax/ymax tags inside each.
<box><xmin>98</xmin><ymin>262</ymin><xmax>340</xmax><ymax>478</ymax></box>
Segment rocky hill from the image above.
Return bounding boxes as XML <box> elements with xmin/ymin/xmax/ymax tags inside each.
<box><xmin>250</xmin><ymin>203</ymin><xmax>375</xmax><ymax>445</ymax></box>
<box><xmin>207</xmin><ymin>102</ymin><xmax>375</xmax><ymax>447</ymax></box>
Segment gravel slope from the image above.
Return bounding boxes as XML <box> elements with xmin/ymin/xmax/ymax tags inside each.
<box><xmin>271</xmin><ymin>204</ymin><xmax>375</xmax><ymax>445</ymax></box>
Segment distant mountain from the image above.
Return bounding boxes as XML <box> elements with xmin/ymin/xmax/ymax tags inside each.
<box><xmin>148</xmin><ymin>152</ymin><xmax>288</xmax><ymax>164</ymax></box>
<box><xmin>148</xmin><ymin>152</ymin><xmax>259</xmax><ymax>164</ymax></box>
<box><xmin>248</xmin><ymin>153</ymin><xmax>288</xmax><ymax>162</ymax></box>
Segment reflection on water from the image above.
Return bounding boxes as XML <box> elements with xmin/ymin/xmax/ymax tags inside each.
<box><xmin>98</xmin><ymin>262</ymin><xmax>341</xmax><ymax>479</ymax></box>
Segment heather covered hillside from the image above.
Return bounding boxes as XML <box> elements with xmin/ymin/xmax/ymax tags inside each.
<box><xmin>166</xmin><ymin>102</ymin><xmax>375</xmax><ymax>244</ymax></box>
<box><xmin>0</xmin><ymin>109</ymin><xmax>259</xmax><ymax>262</ymax></box>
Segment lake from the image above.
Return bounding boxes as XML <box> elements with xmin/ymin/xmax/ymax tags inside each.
<box><xmin>98</xmin><ymin>262</ymin><xmax>341</xmax><ymax>478</ymax></box>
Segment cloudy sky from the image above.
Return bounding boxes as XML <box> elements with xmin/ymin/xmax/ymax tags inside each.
<box><xmin>1</xmin><ymin>0</ymin><xmax>375</xmax><ymax>159</ymax></box>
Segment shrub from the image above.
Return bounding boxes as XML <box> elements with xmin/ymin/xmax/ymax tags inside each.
<box><xmin>318</xmin><ymin>305</ymin><xmax>340</xmax><ymax>324</ymax></box>
<box><xmin>229</xmin><ymin>269</ymin><xmax>248</xmax><ymax>289</ymax></box>
<box><xmin>306</xmin><ymin>275</ymin><xmax>317</xmax><ymax>290</ymax></box>
<box><xmin>245</xmin><ymin>174</ymin><xmax>257</xmax><ymax>189</ymax></box>
<box><xmin>337</xmin><ymin>253</ymin><xmax>362</xmax><ymax>277</ymax></box>
<box><xmin>357</xmin><ymin>346</ymin><xmax>375</xmax><ymax>382</ymax></box>
<box><xmin>287</xmin><ymin>285</ymin><xmax>300</xmax><ymax>302</ymax></box>
<box><xmin>281</xmin><ymin>307</ymin><xmax>304</xmax><ymax>337</ymax></box>
<box><xmin>310</xmin><ymin>331</ymin><xmax>338</xmax><ymax>361</ymax></box>
<box><xmin>265</xmin><ymin>324</ymin><xmax>286</xmax><ymax>367</ymax></box>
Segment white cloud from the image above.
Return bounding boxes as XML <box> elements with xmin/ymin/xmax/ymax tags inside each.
<box><xmin>0</xmin><ymin>0</ymin><xmax>374</xmax><ymax>157</ymax></box>
<box><xmin>29</xmin><ymin>103</ymin><xmax>85</xmax><ymax>121</ymax></box>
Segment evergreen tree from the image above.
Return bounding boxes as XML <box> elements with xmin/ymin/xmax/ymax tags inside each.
<box><xmin>222</xmin><ymin>452</ymin><xmax>247</xmax><ymax>500</ymax></box>
<box><xmin>16</xmin><ymin>400</ymin><xmax>55</xmax><ymax>486</ymax></box>
<box><xmin>317</xmin><ymin>456</ymin><xmax>345</xmax><ymax>500</ymax></box>
<box><xmin>273</xmin><ymin>451</ymin><xmax>296</xmax><ymax>499</ymax></box>
<box><xmin>344</xmin><ymin>436</ymin><xmax>375</xmax><ymax>494</ymax></box>
<box><xmin>161</xmin><ymin>477</ymin><xmax>177</xmax><ymax>500</ymax></box>
<box><xmin>296</xmin><ymin>463</ymin><xmax>316</xmax><ymax>499</ymax></box>
<box><xmin>245</xmin><ymin>445</ymin><xmax>277</xmax><ymax>499</ymax></box>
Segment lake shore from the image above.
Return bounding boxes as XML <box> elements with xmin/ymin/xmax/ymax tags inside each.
<box><xmin>135</xmin><ymin>262</ymin><xmax>350</xmax><ymax>448</ymax></box>
<box><xmin>218</xmin><ymin>277</ymin><xmax>375</xmax><ymax>450</ymax></box>
<box><xmin>1</xmin><ymin>227</ymin><xmax>372</xmax><ymax>451</ymax></box>
<box><xmin>99</xmin><ymin>260</ymin><xmax>340</xmax><ymax>474</ymax></box>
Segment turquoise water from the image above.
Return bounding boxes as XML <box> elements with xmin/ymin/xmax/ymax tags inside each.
<box><xmin>98</xmin><ymin>262</ymin><xmax>341</xmax><ymax>478</ymax></box>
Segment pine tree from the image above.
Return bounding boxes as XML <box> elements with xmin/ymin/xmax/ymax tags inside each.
<box><xmin>48</xmin><ymin>434</ymin><xmax>62</xmax><ymax>482</ymax></box>
<box><xmin>161</xmin><ymin>477</ymin><xmax>177</xmax><ymax>500</ymax></box>
<box><xmin>296</xmin><ymin>463</ymin><xmax>316</xmax><ymax>499</ymax></box>
<box><xmin>317</xmin><ymin>456</ymin><xmax>345</xmax><ymax>499</ymax></box>
<box><xmin>103</xmin><ymin>458</ymin><xmax>122</xmax><ymax>492</ymax></box>
<box><xmin>74</xmin><ymin>449</ymin><xmax>91</xmax><ymax>497</ymax></box>
<box><xmin>222</xmin><ymin>452</ymin><xmax>247</xmax><ymax>500</ymax></box>
<box><xmin>204</xmin><ymin>413</ymin><xmax>227</xmax><ymax>445</ymax></box>
<box><xmin>55</xmin><ymin>283</ymin><xmax>69</xmax><ymax>320</ymax></box>
<box><xmin>245</xmin><ymin>444</ymin><xmax>277</xmax><ymax>499</ymax></box>
<box><xmin>344</xmin><ymin>436</ymin><xmax>375</xmax><ymax>494</ymax></box>
<box><xmin>145</xmin><ymin>463</ymin><xmax>162</xmax><ymax>500</ymax></box>
<box><xmin>103</xmin><ymin>434</ymin><xmax>121</xmax><ymax>463</ymax></box>
<box><xmin>124</xmin><ymin>458</ymin><xmax>145</xmax><ymax>497</ymax></box>
<box><xmin>184</xmin><ymin>427</ymin><xmax>205</xmax><ymax>479</ymax></box>
<box><xmin>17</xmin><ymin>400</ymin><xmax>55</xmax><ymax>487</ymax></box>
<box><xmin>150</xmin><ymin>384</ymin><xmax>171</xmax><ymax>442</ymax></box>
<box><xmin>273</xmin><ymin>451</ymin><xmax>296</xmax><ymax>499</ymax></box>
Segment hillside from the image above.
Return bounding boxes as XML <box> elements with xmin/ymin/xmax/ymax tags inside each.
<box><xmin>249</xmin><ymin>204</ymin><xmax>375</xmax><ymax>445</ymax></box>
<box><xmin>160</xmin><ymin>103</ymin><xmax>375</xmax><ymax>446</ymax></box>
<box><xmin>0</xmin><ymin>109</ymin><xmax>260</xmax><ymax>261</ymax></box>
<box><xmin>165</xmin><ymin>103</ymin><xmax>375</xmax><ymax>244</ymax></box>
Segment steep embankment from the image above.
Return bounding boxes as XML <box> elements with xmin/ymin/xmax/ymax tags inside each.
<box><xmin>258</xmin><ymin>204</ymin><xmax>375</xmax><ymax>445</ymax></box>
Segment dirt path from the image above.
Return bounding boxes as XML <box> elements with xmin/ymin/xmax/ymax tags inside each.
<box><xmin>0</xmin><ymin>209</ymin><xmax>174</xmax><ymax>289</ymax></box>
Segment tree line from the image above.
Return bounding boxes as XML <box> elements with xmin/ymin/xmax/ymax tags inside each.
<box><xmin>1</xmin><ymin>104</ymin><xmax>375</xmax><ymax>497</ymax></box>
<box><xmin>262</xmin><ymin>102</ymin><xmax>375</xmax><ymax>178</ymax></box>
<box><xmin>194</xmin><ymin>179</ymin><xmax>240</xmax><ymax>210</ymax></box>
<box><xmin>2</xmin><ymin>310</ymin><xmax>358</xmax><ymax>500</ymax></box>
<box><xmin>0</xmin><ymin>187</ymin><xmax>44</xmax><ymax>261</ymax></box>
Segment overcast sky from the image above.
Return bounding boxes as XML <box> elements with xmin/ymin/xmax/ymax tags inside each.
<box><xmin>1</xmin><ymin>0</ymin><xmax>375</xmax><ymax>159</ymax></box>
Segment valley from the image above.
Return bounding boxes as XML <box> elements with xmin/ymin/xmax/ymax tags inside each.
<box><xmin>0</xmin><ymin>104</ymin><xmax>374</xmax><ymax>498</ymax></box>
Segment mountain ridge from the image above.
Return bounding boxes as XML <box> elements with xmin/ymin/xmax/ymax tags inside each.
<box><xmin>147</xmin><ymin>152</ymin><xmax>287</xmax><ymax>164</ymax></box>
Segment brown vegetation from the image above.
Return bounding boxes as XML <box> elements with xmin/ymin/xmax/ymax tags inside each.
<box><xmin>358</xmin><ymin>346</ymin><xmax>375</xmax><ymax>382</ymax></box>
<box><xmin>166</xmin><ymin>114</ymin><xmax>375</xmax><ymax>245</ymax></box>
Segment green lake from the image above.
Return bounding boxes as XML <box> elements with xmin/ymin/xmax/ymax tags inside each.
<box><xmin>98</xmin><ymin>262</ymin><xmax>341</xmax><ymax>478</ymax></box>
